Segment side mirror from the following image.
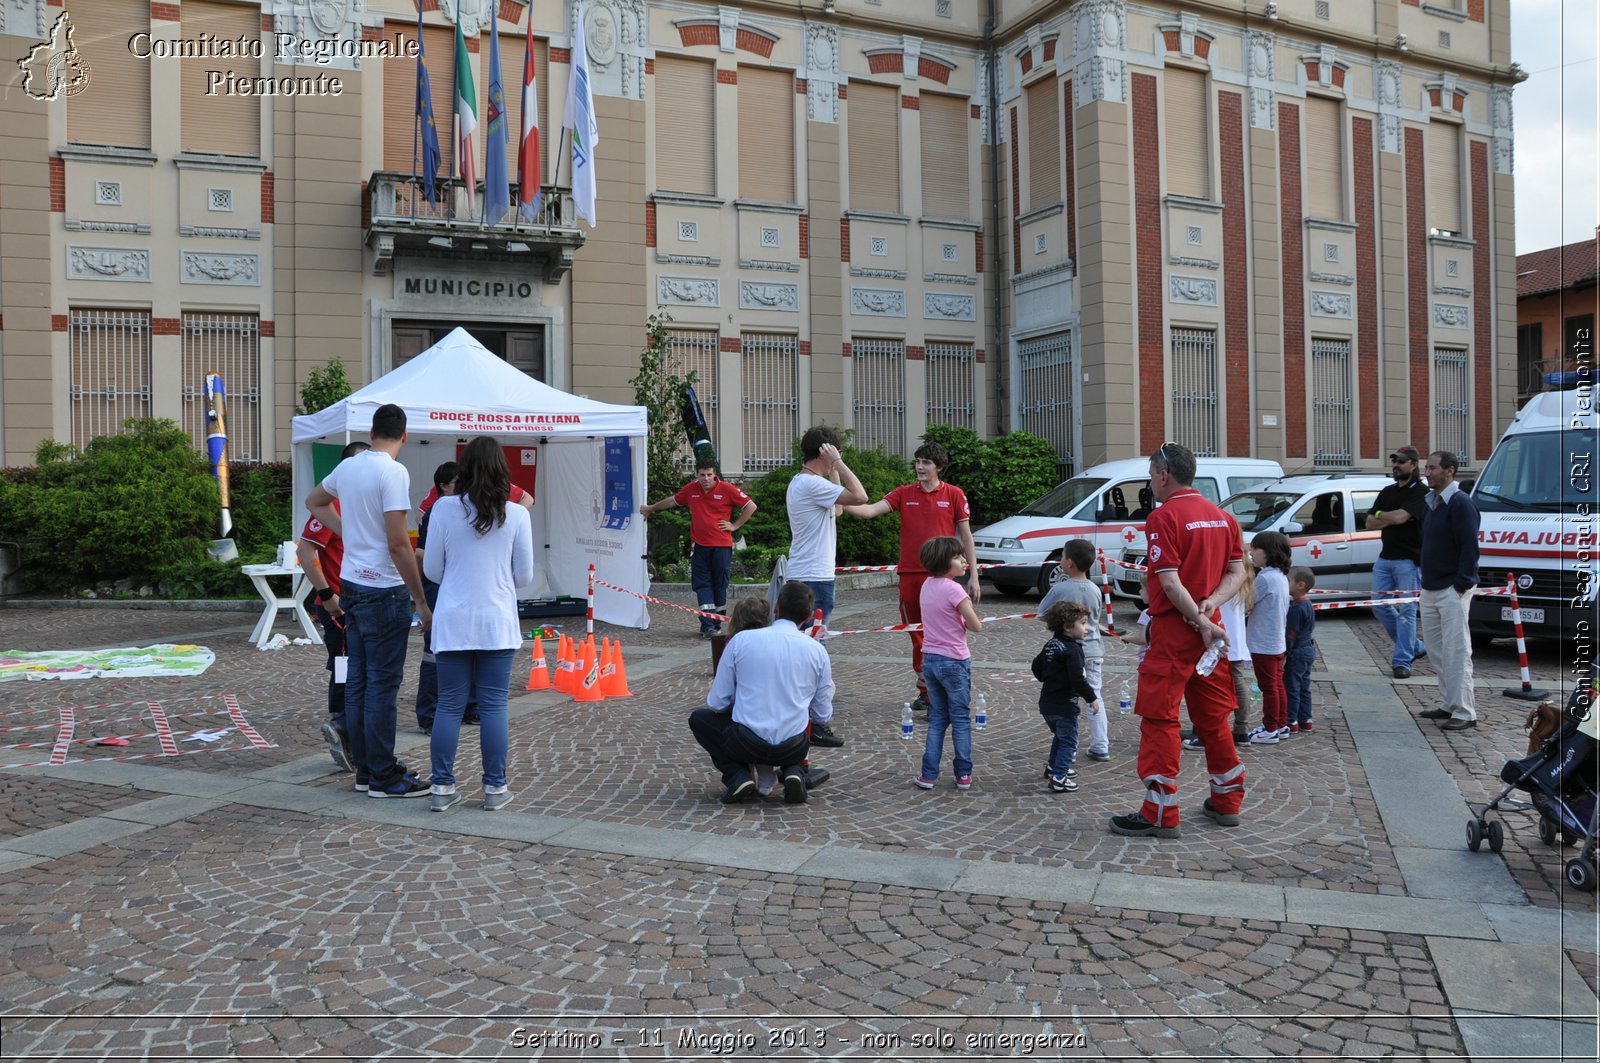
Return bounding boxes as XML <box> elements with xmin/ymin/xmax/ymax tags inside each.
<box><xmin>1284</xmin><ymin>521</ymin><xmax>1304</xmax><ymax>534</ymax></box>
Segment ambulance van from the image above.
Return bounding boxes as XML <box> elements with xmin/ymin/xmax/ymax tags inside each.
<box><xmin>973</xmin><ymin>456</ymin><xmax>1282</xmax><ymax>595</ymax></box>
<box><xmin>1469</xmin><ymin>381</ymin><xmax>1600</xmax><ymax>639</ymax></box>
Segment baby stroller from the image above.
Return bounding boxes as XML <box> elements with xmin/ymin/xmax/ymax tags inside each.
<box><xmin>1468</xmin><ymin>674</ymin><xmax>1600</xmax><ymax>892</ymax></box>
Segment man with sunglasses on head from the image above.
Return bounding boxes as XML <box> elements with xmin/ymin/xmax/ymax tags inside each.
<box><xmin>1365</xmin><ymin>446</ymin><xmax>1429</xmax><ymax>678</ymax></box>
<box><xmin>1110</xmin><ymin>442</ymin><xmax>1246</xmax><ymax>839</ymax></box>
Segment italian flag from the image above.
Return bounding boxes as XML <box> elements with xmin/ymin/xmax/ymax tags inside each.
<box><xmin>453</xmin><ymin>15</ymin><xmax>478</xmax><ymax>211</ymax></box>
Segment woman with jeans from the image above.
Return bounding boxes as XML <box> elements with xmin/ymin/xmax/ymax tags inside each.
<box><xmin>423</xmin><ymin>436</ymin><xmax>534</xmax><ymax>812</ymax></box>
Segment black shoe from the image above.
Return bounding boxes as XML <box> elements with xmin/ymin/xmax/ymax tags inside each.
<box><xmin>1109</xmin><ymin>812</ymin><xmax>1180</xmax><ymax>838</ymax></box>
<box><xmin>1413</xmin><ymin>648</ymin><xmax>1427</xmax><ymax>660</ymax></box>
<box><xmin>1201</xmin><ymin>797</ymin><xmax>1241</xmax><ymax>827</ymax></box>
<box><xmin>1392</xmin><ymin>666</ymin><xmax>1411</xmax><ymax>679</ymax></box>
<box><xmin>911</xmin><ymin>694</ymin><xmax>931</xmax><ymax>713</ymax></box>
<box><xmin>721</xmin><ymin>779</ymin><xmax>760</xmax><ymax>804</ymax></box>
<box><xmin>701</xmin><ymin>629</ymin><xmax>717</xmax><ymax>639</ymax></box>
<box><xmin>367</xmin><ymin>772</ymin><xmax>429</xmax><ymax>799</ymax></box>
<box><xmin>1179</xmin><ymin>728</ymin><xmax>1197</xmax><ymax>741</ymax></box>
<box><xmin>804</xmin><ymin>766</ymin><xmax>830</xmax><ymax>789</ymax></box>
<box><xmin>809</xmin><ymin>721</ymin><xmax>845</xmax><ymax>748</ymax></box>
<box><xmin>320</xmin><ymin>718</ymin><xmax>353</xmax><ymax>772</ymax></box>
<box><xmin>1418</xmin><ymin>708</ymin><xmax>1451</xmax><ymax>720</ymax></box>
<box><xmin>782</xmin><ymin>769</ymin><xmax>808</xmax><ymax>804</ymax></box>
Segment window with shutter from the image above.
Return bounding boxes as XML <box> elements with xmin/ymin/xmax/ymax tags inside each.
<box><xmin>1427</xmin><ymin>121</ymin><xmax>1462</xmax><ymax>234</ymax></box>
<box><xmin>655</xmin><ymin>56</ymin><xmax>716</xmax><ymax>195</ymax></box>
<box><xmin>1164</xmin><ymin>67</ymin><xmax>1210</xmax><ymax>199</ymax></box>
<box><xmin>1304</xmin><ymin>96</ymin><xmax>1344</xmax><ymax>220</ymax></box>
<box><xmin>738</xmin><ymin>67</ymin><xmax>796</xmax><ymax>202</ymax></box>
<box><xmin>848</xmin><ymin>82</ymin><xmax>900</xmax><ymax>212</ymax></box>
<box><xmin>921</xmin><ymin>93</ymin><xmax>970</xmax><ymax>219</ymax></box>
<box><xmin>383</xmin><ymin>24</ymin><xmax>457</xmax><ymax>173</ymax></box>
<box><xmin>1026</xmin><ymin>79</ymin><xmax>1059</xmax><ymax>210</ymax></box>
<box><xmin>181</xmin><ymin>1</ymin><xmax>260</xmax><ymax>156</ymax></box>
<box><xmin>67</xmin><ymin>0</ymin><xmax>151</xmax><ymax>148</ymax></box>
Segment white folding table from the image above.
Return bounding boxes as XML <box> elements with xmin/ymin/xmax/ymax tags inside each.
<box><xmin>241</xmin><ymin>562</ymin><xmax>320</xmax><ymax>649</ymax></box>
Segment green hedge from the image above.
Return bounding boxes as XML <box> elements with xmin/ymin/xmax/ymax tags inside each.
<box><xmin>0</xmin><ymin>419</ymin><xmax>292</xmax><ymax>597</ymax></box>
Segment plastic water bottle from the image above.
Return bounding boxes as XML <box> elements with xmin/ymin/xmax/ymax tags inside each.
<box><xmin>1118</xmin><ymin>678</ymin><xmax>1132</xmax><ymax>715</ymax></box>
<box><xmin>1196</xmin><ymin>638</ymin><xmax>1225</xmax><ymax>676</ymax></box>
<box><xmin>900</xmin><ymin>702</ymin><xmax>914</xmax><ymax>740</ymax></box>
<box><xmin>974</xmin><ymin>691</ymin><xmax>988</xmax><ymax>730</ymax></box>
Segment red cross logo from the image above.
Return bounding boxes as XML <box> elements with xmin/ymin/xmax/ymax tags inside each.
<box><xmin>1307</xmin><ymin>540</ymin><xmax>1324</xmax><ymax>560</ymax></box>
<box><xmin>1122</xmin><ymin>525</ymin><xmax>1138</xmax><ymax>543</ymax></box>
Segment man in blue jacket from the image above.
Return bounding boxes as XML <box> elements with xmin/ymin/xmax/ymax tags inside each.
<box><xmin>1417</xmin><ymin>451</ymin><xmax>1480</xmax><ymax>731</ymax></box>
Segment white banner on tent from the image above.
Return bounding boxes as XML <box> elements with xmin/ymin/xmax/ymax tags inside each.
<box><xmin>545</xmin><ymin>438</ymin><xmax>650</xmax><ymax>629</ymax></box>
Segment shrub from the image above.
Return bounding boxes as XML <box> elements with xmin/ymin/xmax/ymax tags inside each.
<box><xmin>297</xmin><ymin>359</ymin><xmax>353</xmax><ymax>415</ymax></box>
<box><xmin>0</xmin><ymin>420</ymin><xmax>293</xmax><ymax>596</ymax></box>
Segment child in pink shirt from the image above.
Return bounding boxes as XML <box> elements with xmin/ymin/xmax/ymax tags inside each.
<box><xmin>914</xmin><ymin>536</ymin><xmax>984</xmax><ymax>790</ymax></box>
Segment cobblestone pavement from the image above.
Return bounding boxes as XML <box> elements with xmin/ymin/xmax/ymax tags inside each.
<box><xmin>0</xmin><ymin>591</ymin><xmax>1595</xmax><ymax>1061</ymax></box>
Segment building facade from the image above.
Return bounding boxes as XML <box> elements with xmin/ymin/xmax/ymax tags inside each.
<box><xmin>0</xmin><ymin>0</ymin><xmax>1520</xmax><ymax>474</ymax></box>
<box><xmin>1516</xmin><ymin>229</ymin><xmax>1598</xmax><ymax>403</ymax></box>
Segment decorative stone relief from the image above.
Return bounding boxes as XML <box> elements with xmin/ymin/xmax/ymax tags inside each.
<box><xmin>66</xmin><ymin>219</ymin><xmax>152</xmax><ymax>234</ymax></box>
<box><xmin>1309</xmin><ymin>291</ymin><xmax>1353</xmax><ymax>318</ymax></box>
<box><xmin>96</xmin><ymin>181</ymin><xmax>122</xmax><ymax>206</ymax></box>
<box><xmin>0</xmin><ymin>0</ymin><xmax>52</xmax><ymax>39</ymax></box>
<box><xmin>1433</xmin><ymin>303</ymin><xmax>1469</xmax><ymax>329</ymax></box>
<box><xmin>679</xmin><ymin>220</ymin><xmax>698</xmax><ymax>241</ymax></box>
<box><xmin>657</xmin><ymin>275</ymin><xmax>719</xmax><ymax>306</ymax></box>
<box><xmin>1433</xmin><ymin>285</ymin><xmax>1471</xmax><ymax>298</ymax></box>
<box><xmin>182</xmin><ymin>251</ymin><xmax>260</xmax><ymax>285</ymax></box>
<box><xmin>67</xmin><ymin>246</ymin><xmax>151</xmax><ymax>281</ymax></box>
<box><xmin>440</xmin><ymin>0</ymin><xmax>492</xmax><ymax>39</ymax></box>
<box><xmin>1169</xmin><ymin>255</ymin><xmax>1219</xmax><ymax>271</ymax></box>
<box><xmin>805</xmin><ymin>22</ymin><xmax>840</xmax><ymax>124</ymax></box>
<box><xmin>761</xmin><ymin>227</ymin><xmax>780</xmax><ymax>248</ymax></box>
<box><xmin>1168</xmin><ymin>275</ymin><xmax>1217</xmax><ymax>306</ymax></box>
<box><xmin>567</xmin><ymin>0</ymin><xmax>647</xmax><ymax>102</ymax></box>
<box><xmin>740</xmin><ymin>281</ymin><xmax>799</xmax><ymax>311</ymax></box>
<box><xmin>1186</xmin><ymin>226</ymin><xmax>1203</xmax><ymax>246</ymax></box>
<box><xmin>1376</xmin><ymin>60</ymin><xmax>1403</xmax><ymax>155</ymax></box>
<box><xmin>924</xmin><ymin>293</ymin><xmax>975</xmax><ymax>320</ymax></box>
<box><xmin>1310</xmin><ymin>271</ymin><xmax>1353</xmax><ymax>286</ymax></box>
<box><xmin>1492</xmin><ymin>86</ymin><xmax>1514</xmax><ymax>175</ymax></box>
<box><xmin>975</xmin><ymin>51</ymin><xmax>994</xmax><ymax>142</ymax></box>
<box><xmin>851</xmin><ymin>287</ymin><xmax>906</xmax><ymax>317</ymax></box>
<box><xmin>1324</xmin><ymin>243</ymin><xmax>1339</xmax><ymax>263</ymax></box>
<box><xmin>277</xmin><ymin>0</ymin><xmax>365</xmax><ymax>70</ymax></box>
<box><xmin>1070</xmin><ymin>0</ymin><xmax>1127</xmax><ymax>108</ymax></box>
<box><xmin>1247</xmin><ymin>31</ymin><xmax>1275</xmax><ymax>131</ymax></box>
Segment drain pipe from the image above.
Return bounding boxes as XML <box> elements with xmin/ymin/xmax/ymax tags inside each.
<box><xmin>984</xmin><ymin>0</ymin><xmax>1006</xmax><ymax>434</ymax></box>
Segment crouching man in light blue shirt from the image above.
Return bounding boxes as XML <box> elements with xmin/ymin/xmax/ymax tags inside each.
<box><xmin>690</xmin><ymin>581</ymin><xmax>835</xmax><ymax>806</ymax></box>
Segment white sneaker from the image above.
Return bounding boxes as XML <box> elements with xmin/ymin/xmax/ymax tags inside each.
<box><xmin>1275</xmin><ymin>726</ymin><xmax>1293</xmax><ymax>739</ymax></box>
<box><xmin>1249</xmin><ymin>729</ymin><xmax>1280</xmax><ymax>745</ymax></box>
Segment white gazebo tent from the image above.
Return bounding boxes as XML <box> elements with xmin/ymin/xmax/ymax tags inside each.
<box><xmin>290</xmin><ymin>328</ymin><xmax>650</xmax><ymax>628</ymax></box>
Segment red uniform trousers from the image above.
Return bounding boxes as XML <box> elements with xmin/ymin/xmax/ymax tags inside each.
<box><xmin>898</xmin><ymin>572</ymin><xmax>929</xmax><ymax>691</ymax></box>
<box><xmin>1134</xmin><ymin>617</ymin><xmax>1247</xmax><ymax>828</ymax></box>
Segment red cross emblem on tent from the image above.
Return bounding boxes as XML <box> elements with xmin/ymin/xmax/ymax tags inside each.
<box><xmin>1122</xmin><ymin>525</ymin><xmax>1139</xmax><ymax>543</ymax></box>
<box><xmin>1306</xmin><ymin>540</ymin><xmax>1325</xmax><ymax>560</ymax></box>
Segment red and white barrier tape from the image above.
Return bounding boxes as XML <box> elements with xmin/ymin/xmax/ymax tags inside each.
<box><xmin>833</xmin><ymin>562</ymin><xmax>1009</xmax><ymax>573</ymax></box>
<box><xmin>825</xmin><ymin>611</ymin><xmax>1041</xmax><ymax>638</ymax></box>
<box><xmin>593</xmin><ymin>578</ymin><xmax>726</xmax><ymax>622</ymax></box>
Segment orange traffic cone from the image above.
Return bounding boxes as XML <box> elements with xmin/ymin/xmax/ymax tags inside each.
<box><xmin>554</xmin><ymin>634</ymin><xmax>576</xmax><ymax>694</ymax></box>
<box><xmin>601</xmin><ymin>639</ymin><xmax>635</xmax><ymax>698</ymax></box>
<box><xmin>525</xmin><ymin>636</ymin><xmax>551</xmax><ymax>691</ymax></box>
<box><xmin>573</xmin><ymin>635</ymin><xmax>604</xmax><ymax>702</ymax></box>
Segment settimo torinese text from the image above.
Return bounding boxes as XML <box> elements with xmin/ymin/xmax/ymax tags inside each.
<box><xmin>127</xmin><ymin>30</ymin><xmax>420</xmax><ymax>97</ymax></box>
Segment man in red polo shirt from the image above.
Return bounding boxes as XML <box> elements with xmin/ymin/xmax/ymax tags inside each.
<box><xmin>843</xmin><ymin>441</ymin><xmax>978</xmax><ymax>709</ymax></box>
<box><xmin>640</xmin><ymin>458</ymin><xmax>757</xmax><ymax>637</ymax></box>
<box><xmin>1110</xmin><ymin>442</ymin><xmax>1247</xmax><ymax>839</ymax></box>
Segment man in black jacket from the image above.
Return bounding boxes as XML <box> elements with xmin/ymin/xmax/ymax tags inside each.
<box><xmin>1417</xmin><ymin>451</ymin><xmax>1480</xmax><ymax>731</ymax></box>
<box><xmin>1366</xmin><ymin>446</ymin><xmax>1430</xmax><ymax>678</ymax></box>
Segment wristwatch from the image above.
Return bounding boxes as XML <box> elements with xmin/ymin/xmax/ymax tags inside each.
<box><xmin>316</xmin><ymin>586</ymin><xmax>335</xmax><ymax>602</ymax></box>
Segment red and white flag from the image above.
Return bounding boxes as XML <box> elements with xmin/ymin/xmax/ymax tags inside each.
<box><xmin>517</xmin><ymin>11</ymin><xmax>542</xmax><ymax>220</ymax></box>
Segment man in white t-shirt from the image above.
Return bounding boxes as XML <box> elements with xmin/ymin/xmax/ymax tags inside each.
<box><xmin>306</xmin><ymin>403</ymin><xmax>433</xmax><ymax>799</ymax></box>
<box><xmin>784</xmin><ymin>425</ymin><xmax>868</xmax><ymax>627</ymax></box>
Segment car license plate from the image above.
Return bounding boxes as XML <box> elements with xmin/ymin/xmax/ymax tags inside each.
<box><xmin>1502</xmin><ymin>606</ymin><xmax>1544</xmax><ymax>624</ymax></box>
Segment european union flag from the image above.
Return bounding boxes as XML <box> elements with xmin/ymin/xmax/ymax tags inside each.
<box><xmin>415</xmin><ymin>7</ymin><xmax>441</xmax><ymax>204</ymax></box>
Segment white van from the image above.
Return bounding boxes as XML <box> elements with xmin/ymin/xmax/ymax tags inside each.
<box><xmin>974</xmin><ymin>456</ymin><xmax>1283</xmax><ymax>595</ymax></box>
<box><xmin>1468</xmin><ymin>383</ymin><xmax>1600</xmax><ymax>638</ymax></box>
<box><xmin>1112</xmin><ymin>473</ymin><xmax>1394</xmax><ymax>601</ymax></box>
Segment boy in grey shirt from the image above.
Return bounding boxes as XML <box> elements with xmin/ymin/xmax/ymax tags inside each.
<box><xmin>1037</xmin><ymin>539</ymin><xmax>1109</xmax><ymax>760</ymax></box>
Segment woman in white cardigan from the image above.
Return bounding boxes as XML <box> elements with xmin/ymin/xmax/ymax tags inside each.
<box><xmin>423</xmin><ymin>436</ymin><xmax>534</xmax><ymax>812</ymax></box>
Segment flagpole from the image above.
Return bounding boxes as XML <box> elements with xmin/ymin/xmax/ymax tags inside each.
<box><xmin>410</xmin><ymin>2</ymin><xmax>421</xmax><ymax>220</ymax></box>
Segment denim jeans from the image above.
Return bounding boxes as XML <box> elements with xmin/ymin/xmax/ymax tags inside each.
<box><xmin>691</xmin><ymin>544</ymin><xmax>733</xmax><ymax>634</ymax></box>
<box><xmin>339</xmin><ymin>580</ymin><xmax>414</xmax><ymax>785</ymax></box>
<box><xmin>801</xmin><ymin>580</ymin><xmax>836</xmax><ymax>626</ymax></box>
<box><xmin>430</xmin><ymin>648</ymin><xmax>515</xmax><ymax>791</ymax></box>
<box><xmin>921</xmin><ymin>653</ymin><xmax>973</xmax><ymax>780</ymax></box>
<box><xmin>1373</xmin><ymin>557</ymin><xmax>1424</xmax><ymax>668</ymax></box>
<box><xmin>415</xmin><ymin>581</ymin><xmax>476</xmax><ymax>729</ymax></box>
<box><xmin>1284</xmin><ymin>647</ymin><xmax>1316</xmax><ymax>725</ymax></box>
<box><xmin>1042</xmin><ymin>708</ymin><xmax>1080</xmax><ymax>777</ymax></box>
<box><xmin>688</xmin><ymin>708</ymin><xmax>810</xmax><ymax>788</ymax></box>
<box><xmin>313</xmin><ymin>601</ymin><xmax>346</xmax><ymax>718</ymax></box>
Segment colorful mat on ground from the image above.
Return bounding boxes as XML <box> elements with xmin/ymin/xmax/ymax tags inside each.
<box><xmin>0</xmin><ymin>644</ymin><xmax>215</xmax><ymax>682</ymax></box>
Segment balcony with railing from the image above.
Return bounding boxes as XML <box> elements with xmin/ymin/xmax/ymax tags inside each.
<box><xmin>364</xmin><ymin>171</ymin><xmax>585</xmax><ymax>281</ymax></box>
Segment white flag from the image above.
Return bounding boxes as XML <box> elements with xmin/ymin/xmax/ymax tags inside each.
<box><xmin>563</xmin><ymin>9</ymin><xmax>600</xmax><ymax>226</ymax></box>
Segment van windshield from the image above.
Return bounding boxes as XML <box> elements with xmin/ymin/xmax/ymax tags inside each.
<box><xmin>1019</xmin><ymin>478</ymin><xmax>1108</xmax><ymax>518</ymax></box>
<box><xmin>1221</xmin><ymin>492</ymin><xmax>1303</xmax><ymax>531</ymax></box>
<box><xmin>1474</xmin><ymin>430</ymin><xmax>1600</xmax><ymax>511</ymax></box>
